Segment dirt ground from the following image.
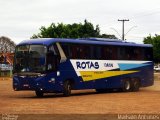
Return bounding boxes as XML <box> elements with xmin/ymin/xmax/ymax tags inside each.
<box><xmin>0</xmin><ymin>75</ymin><xmax>160</xmax><ymax>120</ymax></box>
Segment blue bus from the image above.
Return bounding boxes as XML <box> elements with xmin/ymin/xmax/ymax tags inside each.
<box><xmin>13</xmin><ymin>38</ymin><xmax>154</xmax><ymax>97</ymax></box>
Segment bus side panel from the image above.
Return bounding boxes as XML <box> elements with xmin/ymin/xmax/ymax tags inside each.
<box><xmin>58</xmin><ymin>60</ymin><xmax>88</xmax><ymax>90</ymax></box>
<box><xmin>42</xmin><ymin>72</ymin><xmax>63</xmax><ymax>92</ymax></box>
<box><xmin>94</xmin><ymin>63</ymin><xmax>154</xmax><ymax>89</ymax></box>
<box><xmin>56</xmin><ymin>60</ymin><xmax>154</xmax><ymax>91</ymax></box>
<box><xmin>138</xmin><ymin>63</ymin><xmax>154</xmax><ymax>87</ymax></box>
<box><xmin>94</xmin><ymin>76</ymin><xmax>121</xmax><ymax>89</ymax></box>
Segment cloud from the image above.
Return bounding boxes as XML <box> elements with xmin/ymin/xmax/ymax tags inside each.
<box><xmin>0</xmin><ymin>0</ymin><xmax>160</xmax><ymax>44</ymax></box>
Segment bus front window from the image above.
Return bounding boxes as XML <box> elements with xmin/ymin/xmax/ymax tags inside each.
<box><xmin>14</xmin><ymin>45</ymin><xmax>47</xmax><ymax>73</ymax></box>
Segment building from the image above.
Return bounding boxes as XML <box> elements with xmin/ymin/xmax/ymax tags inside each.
<box><xmin>0</xmin><ymin>36</ymin><xmax>16</xmax><ymax>76</ymax></box>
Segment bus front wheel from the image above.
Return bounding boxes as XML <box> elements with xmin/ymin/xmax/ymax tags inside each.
<box><xmin>35</xmin><ymin>91</ymin><xmax>44</xmax><ymax>97</ymax></box>
<box><xmin>63</xmin><ymin>80</ymin><xmax>71</xmax><ymax>97</ymax></box>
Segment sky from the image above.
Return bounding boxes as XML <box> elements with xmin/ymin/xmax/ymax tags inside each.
<box><xmin>0</xmin><ymin>0</ymin><xmax>160</xmax><ymax>44</ymax></box>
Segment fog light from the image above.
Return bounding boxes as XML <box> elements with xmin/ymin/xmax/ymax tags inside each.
<box><xmin>48</xmin><ymin>78</ymin><xmax>55</xmax><ymax>83</ymax></box>
<box><xmin>38</xmin><ymin>74</ymin><xmax>46</xmax><ymax>77</ymax></box>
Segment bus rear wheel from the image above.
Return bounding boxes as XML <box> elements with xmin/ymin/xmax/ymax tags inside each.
<box><xmin>35</xmin><ymin>91</ymin><xmax>44</xmax><ymax>97</ymax></box>
<box><xmin>122</xmin><ymin>79</ymin><xmax>132</xmax><ymax>92</ymax></box>
<box><xmin>63</xmin><ymin>80</ymin><xmax>71</xmax><ymax>97</ymax></box>
<box><xmin>132</xmin><ymin>79</ymin><xmax>140</xmax><ymax>92</ymax></box>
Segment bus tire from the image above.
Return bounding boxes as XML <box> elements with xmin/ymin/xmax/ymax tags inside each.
<box><xmin>35</xmin><ymin>91</ymin><xmax>44</xmax><ymax>97</ymax></box>
<box><xmin>132</xmin><ymin>79</ymin><xmax>140</xmax><ymax>92</ymax></box>
<box><xmin>122</xmin><ymin>79</ymin><xmax>132</xmax><ymax>92</ymax></box>
<box><xmin>63</xmin><ymin>80</ymin><xmax>71</xmax><ymax>97</ymax></box>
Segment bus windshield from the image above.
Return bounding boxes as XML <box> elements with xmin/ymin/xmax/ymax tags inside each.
<box><xmin>14</xmin><ymin>45</ymin><xmax>47</xmax><ymax>73</ymax></box>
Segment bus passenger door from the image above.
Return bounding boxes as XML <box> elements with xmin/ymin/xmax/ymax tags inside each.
<box><xmin>45</xmin><ymin>52</ymin><xmax>61</xmax><ymax>91</ymax></box>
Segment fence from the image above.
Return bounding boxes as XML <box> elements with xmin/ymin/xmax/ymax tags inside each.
<box><xmin>0</xmin><ymin>70</ymin><xmax>12</xmax><ymax>77</ymax></box>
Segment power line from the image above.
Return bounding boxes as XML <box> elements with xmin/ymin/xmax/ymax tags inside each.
<box><xmin>118</xmin><ymin>19</ymin><xmax>129</xmax><ymax>40</ymax></box>
<box><xmin>124</xmin><ymin>26</ymin><xmax>137</xmax><ymax>37</ymax></box>
<box><xmin>110</xmin><ymin>27</ymin><xmax>121</xmax><ymax>39</ymax></box>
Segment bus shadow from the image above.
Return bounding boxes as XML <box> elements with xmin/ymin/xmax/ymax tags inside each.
<box><xmin>17</xmin><ymin>89</ymin><xmax>123</xmax><ymax>99</ymax></box>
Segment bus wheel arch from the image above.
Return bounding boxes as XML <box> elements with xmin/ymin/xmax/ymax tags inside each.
<box><xmin>35</xmin><ymin>91</ymin><xmax>44</xmax><ymax>97</ymax></box>
<box><xmin>63</xmin><ymin>78</ymin><xmax>75</xmax><ymax>97</ymax></box>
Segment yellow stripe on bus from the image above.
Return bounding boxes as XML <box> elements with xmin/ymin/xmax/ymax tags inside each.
<box><xmin>80</xmin><ymin>71</ymin><xmax>138</xmax><ymax>81</ymax></box>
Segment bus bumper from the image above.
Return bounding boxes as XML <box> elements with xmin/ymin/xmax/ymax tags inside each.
<box><xmin>13</xmin><ymin>76</ymin><xmax>63</xmax><ymax>92</ymax></box>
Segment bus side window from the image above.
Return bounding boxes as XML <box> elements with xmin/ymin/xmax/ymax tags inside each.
<box><xmin>125</xmin><ymin>47</ymin><xmax>136</xmax><ymax>60</ymax></box>
<box><xmin>78</xmin><ymin>45</ymin><xmax>83</xmax><ymax>59</ymax></box>
<box><xmin>96</xmin><ymin>46</ymin><xmax>102</xmax><ymax>60</ymax></box>
<box><xmin>47</xmin><ymin>44</ymin><xmax>60</xmax><ymax>71</ymax></box>
<box><xmin>91</xmin><ymin>46</ymin><xmax>101</xmax><ymax>60</ymax></box>
<box><xmin>101</xmin><ymin>46</ymin><xmax>108</xmax><ymax>60</ymax></box>
<box><xmin>106</xmin><ymin>46</ymin><xmax>112</xmax><ymax>60</ymax></box>
<box><xmin>46</xmin><ymin>52</ymin><xmax>59</xmax><ymax>71</ymax></box>
<box><xmin>134</xmin><ymin>47</ymin><xmax>142</xmax><ymax>60</ymax></box>
<box><xmin>144</xmin><ymin>48</ymin><xmax>153</xmax><ymax>61</ymax></box>
<box><xmin>61</xmin><ymin>43</ymin><xmax>70</xmax><ymax>58</ymax></box>
<box><xmin>49</xmin><ymin>44</ymin><xmax>60</xmax><ymax>54</ymax></box>
<box><xmin>112</xmin><ymin>46</ymin><xmax>117</xmax><ymax>60</ymax></box>
<box><xmin>69</xmin><ymin>44</ymin><xmax>91</xmax><ymax>59</ymax></box>
<box><xmin>69</xmin><ymin>44</ymin><xmax>80</xmax><ymax>59</ymax></box>
<box><xmin>118</xmin><ymin>47</ymin><xmax>125</xmax><ymax>60</ymax></box>
<box><xmin>81</xmin><ymin>45</ymin><xmax>91</xmax><ymax>59</ymax></box>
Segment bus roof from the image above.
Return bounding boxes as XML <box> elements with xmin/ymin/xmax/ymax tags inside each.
<box><xmin>18</xmin><ymin>38</ymin><xmax>152</xmax><ymax>47</ymax></box>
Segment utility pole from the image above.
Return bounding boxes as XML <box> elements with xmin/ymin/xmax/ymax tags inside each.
<box><xmin>118</xmin><ymin>19</ymin><xmax>129</xmax><ymax>40</ymax></box>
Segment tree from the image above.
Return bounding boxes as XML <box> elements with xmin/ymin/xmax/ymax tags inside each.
<box><xmin>143</xmin><ymin>34</ymin><xmax>160</xmax><ymax>63</ymax></box>
<box><xmin>31</xmin><ymin>20</ymin><xmax>117</xmax><ymax>39</ymax></box>
<box><xmin>99</xmin><ymin>34</ymin><xmax>117</xmax><ymax>39</ymax></box>
<box><xmin>0</xmin><ymin>55</ymin><xmax>4</xmax><ymax>63</ymax></box>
